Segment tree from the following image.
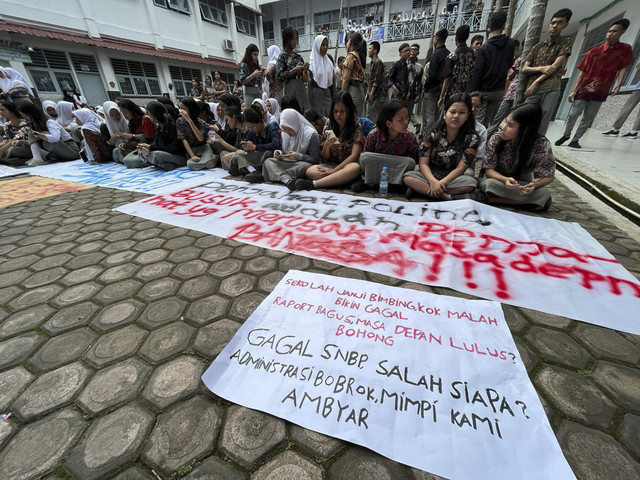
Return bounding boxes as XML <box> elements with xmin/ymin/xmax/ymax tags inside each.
<box><xmin>505</xmin><ymin>0</ymin><xmax>517</xmax><ymax>36</ymax></box>
<box><xmin>514</xmin><ymin>0</ymin><xmax>549</xmax><ymax>105</ymax></box>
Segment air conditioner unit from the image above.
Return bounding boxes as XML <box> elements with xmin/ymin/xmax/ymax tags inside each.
<box><xmin>223</xmin><ymin>39</ymin><xmax>236</xmax><ymax>52</ymax></box>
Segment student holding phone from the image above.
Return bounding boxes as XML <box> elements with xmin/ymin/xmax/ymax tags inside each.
<box><xmin>276</xmin><ymin>26</ymin><xmax>310</xmax><ymax>113</ymax></box>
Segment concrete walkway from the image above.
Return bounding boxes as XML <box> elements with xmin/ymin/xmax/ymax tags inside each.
<box><xmin>0</xmin><ymin>168</ymin><xmax>639</xmax><ymax>479</ymax></box>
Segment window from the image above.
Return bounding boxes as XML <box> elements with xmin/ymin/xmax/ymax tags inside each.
<box><xmin>111</xmin><ymin>59</ymin><xmax>162</xmax><ymax>97</ymax></box>
<box><xmin>26</xmin><ymin>48</ymin><xmax>76</xmax><ymax>93</ymax></box>
<box><xmin>348</xmin><ymin>2</ymin><xmax>384</xmax><ymax>20</ymax></box>
<box><xmin>154</xmin><ymin>0</ymin><xmax>191</xmax><ymax>15</ymax></box>
<box><xmin>69</xmin><ymin>53</ymin><xmax>100</xmax><ymax>73</ymax></box>
<box><xmin>314</xmin><ymin>9</ymin><xmax>340</xmax><ymax>32</ymax></box>
<box><xmin>170</xmin><ymin>66</ymin><xmax>202</xmax><ymax>97</ymax></box>
<box><xmin>199</xmin><ymin>0</ymin><xmax>227</xmax><ymax>26</ymax></box>
<box><xmin>281</xmin><ymin>15</ymin><xmax>304</xmax><ymax>34</ymax></box>
<box><xmin>263</xmin><ymin>20</ymin><xmax>274</xmax><ymax>40</ymax></box>
<box><xmin>622</xmin><ymin>28</ymin><xmax>640</xmax><ymax>90</ymax></box>
<box><xmin>235</xmin><ymin>5</ymin><xmax>256</xmax><ymax>36</ymax></box>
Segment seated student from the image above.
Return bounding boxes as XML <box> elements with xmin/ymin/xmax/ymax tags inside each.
<box><xmin>215</xmin><ymin>106</ymin><xmax>246</xmax><ymax>170</ymax></box>
<box><xmin>280</xmin><ymin>95</ymin><xmax>302</xmax><ymax>115</ymax></box>
<box><xmin>304</xmin><ymin>108</ymin><xmax>328</xmax><ymax>136</ymax></box>
<box><xmin>466</xmin><ymin>91</ymin><xmax>487</xmax><ymax>176</ymax></box>
<box><xmin>42</xmin><ymin>101</ymin><xmax>58</xmax><ymax>121</ymax></box>
<box><xmin>156</xmin><ymin>97</ymin><xmax>180</xmax><ymax>120</ymax></box>
<box><xmin>73</xmin><ymin>108</ymin><xmax>112</xmax><ymax>164</ymax></box>
<box><xmin>256</xmin><ymin>108</ymin><xmax>320</xmax><ymax>186</ymax></box>
<box><xmin>176</xmin><ymin>97</ymin><xmax>216</xmax><ymax>170</ymax></box>
<box><xmin>134</xmin><ymin>101</ymin><xmax>185</xmax><ymax>171</ymax></box>
<box><xmin>0</xmin><ymin>101</ymin><xmax>32</xmax><ymax>165</ymax></box>
<box><xmin>54</xmin><ymin>100</ymin><xmax>83</xmax><ymax>144</ymax></box>
<box><xmin>102</xmin><ymin>101</ymin><xmax>129</xmax><ymax>155</ymax></box>
<box><xmin>353</xmin><ymin>100</ymin><xmax>419</xmax><ymax>192</ymax></box>
<box><xmin>226</xmin><ymin>105</ymin><xmax>281</xmax><ymax>177</ymax></box>
<box><xmin>0</xmin><ymin>67</ymin><xmax>35</xmax><ymax>107</ymax></box>
<box><xmin>293</xmin><ymin>91</ymin><xmax>363</xmax><ymax>191</ymax></box>
<box><xmin>252</xmin><ymin>98</ymin><xmax>278</xmax><ymax>125</ymax></box>
<box><xmin>210</xmin><ymin>94</ymin><xmax>241</xmax><ymax>156</ymax></box>
<box><xmin>403</xmin><ymin>93</ymin><xmax>478</xmax><ymax>200</ymax></box>
<box><xmin>111</xmin><ymin>99</ymin><xmax>155</xmax><ymax>164</ymax></box>
<box><xmin>267</xmin><ymin>97</ymin><xmax>281</xmax><ymax>123</ymax></box>
<box><xmin>479</xmin><ymin>103</ymin><xmax>555</xmax><ymax>211</ymax></box>
<box><xmin>197</xmin><ymin>100</ymin><xmax>216</xmax><ymax>125</ymax></box>
<box><xmin>18</xmin><ymin>103</ymin><xmax>80</xmax><ymax>166</ymax></box>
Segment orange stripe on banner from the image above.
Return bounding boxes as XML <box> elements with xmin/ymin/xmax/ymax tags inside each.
<box><xmin>0</xmin><ymin>176</ymin><xmax>93</xmax><ymax>208</ymax></box>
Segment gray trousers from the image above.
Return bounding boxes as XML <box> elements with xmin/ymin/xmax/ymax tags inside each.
<box><xmin>186</xmin><ymin>143</ymin><xmax>215</xmax><ymax>171</ymax></box>
<box><xmin>476</xmin><ymin>90</ymin><xmax>504</xmax><ymax>128</ymax></box>
<box><xmin>347</xmin><ymin>83</ymin><xmax>365</xmax><ymax>118</ymax></box>
<box><xmin>1</xmin><ymin>144</ymin><xmax>31</xmax><ymax>165</ymax></box>
<box><xmin>563</xmin><ymin>99</ymin><xmax>603</xmax><ymax>141</ymax></box>
<box><xmin>44</xmin><ymin>139</ymin><xmax>80</xmax><ymax>161</ymax></box>
<box><xmin>422</xmin><ymin>91</ymin><xmax>439</xmax><ymax>133</ymax></box>
<box><xmin>368</xmin><ymin>95</ymin><xmax>386</xmax><ymax>123</ymax></box>
<box><xmin>523</xmin><ymin>90</ymin><xmax>561</xmax><ymax>136</ymax></box>
<box><xmin>613</xmin><ymin>89</ymin><xmax>640</xmax><ymax>131</ymax></box>
<box><xmin>263</xmin><ymin>157</ymin><xmax>311</xmax><ymax>183</ymax></box>
<box><xmin>487</xmin><ymin>99</ymin><xmax>513</xmax><ymax>139</ymax></box>
<box><xmin>147</xmin><ymin>151</ymin><xmax>187</xmax><ymax>170</ymax></box>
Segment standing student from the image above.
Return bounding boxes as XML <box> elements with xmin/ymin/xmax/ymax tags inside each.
<box><xmin>189</xmin><ymin>79</ymin><xmax>204</xmax><ymax>100</ymax></box>
<box><xmin>352</xmin><ymin>99</ymin><xmax>419</xmax><ymax>193</ymax></box>
<box><xmin>487</xmin><ymin>43</ymin><xmax>522</xmax><ymax>139</ymax></box>
<box><xmin>365</xmin><ymin>41</ymin><xmax>386</xmax><ymax>123</ymax></box>
<box><xmin>466</xmin><ymin>91</ymin><xmax>487</xmax><ymax>176</ymax></box>
<box><xmin>404</xmin><ymin>93</ymin><xmax>478</xmax><ymax>200</ymax></box>
<box><xmin>439</xmin><ymin>25</ymin><xmax>474</xmax><ymax>109</ymax></box>
<box><xmin>556</xmin><ymin>19</ymin><xmax>633</xmax><ymax>149</ymax></box>
<box><xmin>138</xmin><ymin>101</ymin><xmax>185</xmax><ymax>171</ymax></box>
<box><xmin>277</xmin><ymin>26</ymin><xmax>310</xmax><ymax>113</ymax></box>
<box><xmin>263</xmin><ymin>45</ymin><xmax>283</xmax><ymax>102</ymax></box>
<box><xmin>211</xmin><ymin>72</ymin><xmax>228</xmax><ymax>102</ymax></box>
<box><xmin>292</xmin><ymin>91</ymin><xmax>364</xmax><ymax>191</ymax></box>
<box><xmin>387</xmin><ymin>43</ymin><xmax>411</xmax><ymax>107</ymax></box>
<box><xmin>309</xmin><ymin>35</ymin><xmax>334</xmax><ymax>118</ymax></box>
<box><xmin>203</xmin><ymin>75</ymin><xmax>214</xmax><ymax>101</ymax></box>
<box><xmin>603</xmin><ymin>62</ymin><xmax>640</xmax><ymax>139</ymax></box>
<box><xmin>341</xmin><ymin>32</ymin><xmax>367</xmax><ymax>117</ymax></box>
<box><xmin>470</xmin><ymin>35</ymin><xmax>484</xmax><ymax>51</ymax></box>
<box><xmin>111</xmin><ymin>99</ymin><xmax>156</xmax><ymax>164</ymax></box>
<box><xmin>521</xmin><ymin>8</ymin><xmax>574</xmax><ymax>136</ymax></box>
<box><xmin>422</xmin><ymin>29</ymin><xmax>450</xmax><ymax>131</ymax></box>
<box><xmin>406</xmin><ymin>43</ymin><xmax>423</xmax><ymax>130</ymax></box>
<box><xmin>0</xmin><ymin>100</ymin><xmax>32</xmax><ymax>165</ymax></box>
<box><xmin>240</xmin><ymin>44</ymin><xmax>264</xmax><ymax>107</ymax></box>
<box><xmin>176</xmin><ymin>97</ymin><xmax>216</xmax><ymax>170</ymax></box>
<box><xmin>480</xmin><ymin>103</ymin><xmax>555</xmax><ymax>211</ymax></box>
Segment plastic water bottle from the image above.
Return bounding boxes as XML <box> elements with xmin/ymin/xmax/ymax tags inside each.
<box><xmin>379</xmin><ymin>166</ymin><xmax>389</xmax><ymax>197</ymax></box>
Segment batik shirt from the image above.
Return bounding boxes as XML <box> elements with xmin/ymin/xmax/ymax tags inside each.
<box><xmin>276</xmin><ymin>51</ymin><xmax>305</xmax><ymax>83</ymax></box>
<box><xmin>364</xmin><ymin>127</ymin><xmax>419</xmax><ymax>161</ymax></box>
<box><xmin>321</xmin><ymin>121</ymin><xmax>365</xmax><ymax>164</ymax></box>
<box><xmin>525</xmin><ymin>36</ymin><xmax>573</xmax><ymax>93</ymax></box>
<box><xmin>483</xmin><ymin>133</ymin><xmax>555</xmax><ymax>178</ymax></box>
<box><xmin>2</xmin><ymin>120</ymin><xmax>30</xmax><ymax>141</ymax></box>
<box><xmin>419</xmin><ymin>125</ymin><xmax>479</xmax><ymax>170</ymax></box>
<box><xmin>441</xmin><ymin>44</ymin><xmax>475</xmax><ymax>96</ymax></box>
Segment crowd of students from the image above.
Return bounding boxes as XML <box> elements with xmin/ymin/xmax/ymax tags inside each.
<box><xmin>1</xmin><ymin>9</ymin><xmax>636</xmax><ymax>214</ymax></box>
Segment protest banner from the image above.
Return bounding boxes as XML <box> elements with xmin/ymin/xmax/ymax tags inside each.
<box><xmin>27</xmin><ymin>160</ymin><xmax>227</xmax><ymax>194</ymax></box>
<box><xmin>116</xmin><ymin>179</ymin><xmax>640</xmax><ymax>334</ymax></box>
<box><xmin>0</xmin><ymin>176</ymin><xmax>93</xmax><ymax>208</ymax></box>
<box><xmin>202</xmin><ymin>270</ymin><xmax>576</xmax><ymax>480</ymax></box>
<box><xmin>0</xmin><ymin>165</ymin><xmax>24</xmax><ymax>179</ymax></box>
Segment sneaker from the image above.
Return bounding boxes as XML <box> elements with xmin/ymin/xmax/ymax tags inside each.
<box><xmin>405</xmin><ymin>186</ymin><xmax>415</xmax><ymax>200</ymax></box>
<box><xmin>294</xmin><ymin>179</ymin><xmax>315</xmax><ymax>190</ymax></box>
<box><xmin>285</xmin><ymin>179</ymin><xmax>297</xmax><ymax>192</ymax></box>
<box><xmin>244</xmin><ymin>171</ymin><xmax>264</xmax><ymax>183</ymax></box>
<box><xmin>554</xmin><ymin>136</ymin><xmax>570</xmax><ymax>146</ymax></box>
<box><xmin>602</xmin><ymin>129</ymin><xmax>619</xmax><ymax>137</ymax></box>
<box><xmin>568</xmin><ymin>141</ymin><xmax>581</xmax><ymax>149</ymax></box>
<box><xmin>622</xmin><ymin>132</ymin><xmax>638</xmax><ymax>139</ymax></box>
<box><xmin>350</xmin><ymin>180</ymin><xmax>368</xmax><ymax>193</ymax></box>
<box><xmin>26</xmin><ymin>158</ymin><xmax>46</xmax><ymax>167</ymax></box>
<box><xmin>228</xmin><ymin>158</ymin><xmax>239</xmax><ymax>176</ymax></box>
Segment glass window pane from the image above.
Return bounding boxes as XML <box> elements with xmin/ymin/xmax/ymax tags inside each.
<box><xmin>133</xmin><ymin>78</ymin><xmax>149</xmax><ymax>96</ymax></box>
<box><xmin>174</xmin><ymin>81</ymin><xmax>185</xmax><ymax>97</ymax></box>
<box><xmin>118</xmin><ymin>77</ymin><xmax>135</xmax><ymax>95</ymax></box>
<box><xmin>28</xmin><ymin>70</ymin><xmax>57</xmax><ymax>92</ymax></box>
<box><xmin>55</xmin><ymin>72</ymin><xmax>75</xmax><ymax>92</ymax></box>
<box><xmin>148</xmin><ymin>79</ymin><xmax>162</xmax><ymax>95</ymax></box>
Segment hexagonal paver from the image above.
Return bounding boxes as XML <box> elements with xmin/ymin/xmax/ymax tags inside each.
<box><xmin>142</xmin><ymin>396</ymin><xmax>223</xmax><ymax>476</ymax></box>
<box><xmin>0</xmin><ymin>286</ymin><xmax>23</xmax><ymax>306</ymax></box>
<box><xmin>290</xmin><ymin>425</ymin><xmax>343</xmax><ymax>461</ymax></box>
<box><xmin>29</xmin><ymin>253</ymin><xmax>73</xmax><ymax>272</ymax></box>
<box><xmin>66</xmin><ymin>403</ymin><xmax>155</xmax><ymax>480</ymax></box>
<box><xmin>137</xmin><ymin>298</ymin><xmax>187</xmax><ymax>329</ymax></box>
<box><xmin>0</xmin><ymin>304</ymin><xmax>56</xmax><ymax>339</ymax></box>
<box><xmin>142</xmin><ymin>356</ymin><xmax>205</xmax><ymax>410</ymax></box>
<box><xmin>279</xmin><ymin>255</ymin><xmax>311</xmax><ymax>272</ymax></box>
<box><xmin>252</xmin><ymin>450</ymin><xmax>323</xmax><ymax>480</ymax></box>
<box><xmin>104</xmin><ymin>230</ymin><xmax>135</xmax><ymax>243</ymax></box>
<box><xmin>0</xmin><ymin>366</ymin><xmax>35</xmax><ymax>411</ymax></box>
<box><xmin>94</xmin><ymin>279</ymin><xmax>143</xmax><ymax>306</ymax></box>
<box><xmin>71</xmin><ymin>241</ymin><xmax>107</xmax><ymax>255</ymax></box>
<box><xmin>592</xmin><ymin>361</ymin><xmax>640</xmax><ymax>410</ymax></box>
<box><xmin>0</xmin><ymin>408</ymin><xmax>86</xmax><ymax>480</ymax></box>
<box><xmin>220</xmin><ymin>406</ymin><xmax>286</xmax><ymax>467</ymax></box>
<box><xmin>139</xmin><ymin>322</ymin><xmax>196</xmax><ymax>364</ymax></box>
<box><xmin>230</xmin><ymin>292</ymin><xmax>266</xmax><ymax>321</ymax></box>
<box><xmin>245</xmin><ymin>256</ymin><xmax>277</xmax><ymax>275</ymax></box>
<box><xmin>84</xmin><ymin>325</ymin><xmax>148</xmax><ymax>368</ymax></box>
<box><xmin>184</xmin><ymin>295</ymin><xmax>231</xmax><ymax>326</ymax></box>
<box><xmin>8</xmin><ymin>284</ymin><xmax>63</xmax><ymax>311</ymax></box>
<box><xmin>535</xmin><ymin>365</ymin><xmax>617</xmax><ymax>428</ymax></box>
<box><xmin>573</xmin><ymin>324</ymin><xmax>640</xmax><ymax>364</ymax></box>
<box><xmin>165</xmin><ymin>236</ymin><xmax>195</xmax><ymax>250</ymax></box>
<box><xmin>621</xmin><ymin>413</ymin><xmax>640</xmax><ymax>458</ymax></box>
<box><xmin>111</xmin><ymin>466</ymin><xmax>156</xmax><ymax>480</ymax></box>
<box><xmin>172</xmin><ymin>259</ymin><xmax>208</xmax><ymax>280</ymax></box>
<box><xmin>77</xmin><ymin>357</ymin><xmax>151</xmax><ymax>415</ymax></box>
<box><xmin>11</xmin><ymin>362</ymin><xmax>92</xmax><ymax>422</ymax></box>
<box><xmin>134</xmin><ymin>249</ymin><xmax>169</xmax><ymax>265</ymax></box>
<box><xmin>513</xmin><ymin>337</ymin><xmax>539</xmax><ymax>375</ymax></box>
<box><xmin>98</xmin><ymin>263</ymin><xmax>139</xmax><ymax>284</ymax></box>
<box><xmin>201</xmin><ymin>245</ymin><xmax>232</xmax><ymax>262</ymax></box>
<box><xmin>161</xmin><ymin>227</ymin><xmax>189</xmax><ymax>239</ymax></box>
<box><xmin>183</xmin><ymin>455</ymin><xmax>245</xmax><ymax>480</ymax></box>
<box><xmin>0</xmin><ymin>269</ymin><xmax>30</xmax><ymax>289</ymax></box>
<box><xmin>101</xmin><ymin>251</ymin><xmax>137</xmax><ymax>268</ymax></box>
<box><xmin>102</xmin><ymin>239</ymin><xmax>136</xmax><ymax>254</ymax></box>
<box><xmin>524</xmin><ymin>326</ymin><xmax>592</xmax><ymax>369</ymax></box>
<box><xmin>66</xmin><ymin>252</ymin><xmax>107</xmax><ymax>269</ymax></box>
<box><xmin>53</xmin><ymin>281</ymin><xmax>102</xmax><ymax>307</ymax></box>
<box><xmin>521</xmin><ymin>308</ymin><xmax>572</xmax><ymax>329</ymax></box>
<box><xmin>232</xmin><ymin>244</ymin><xmax>261</xmax><ymax>259</ymax></box>
<box><xmin>0</xmin><ymin>254</ymin><xmax>40</xmax><ymax>272</ymax></box>
<box><xmin>136</xmin><ymin>277</ymin><xmax>180</xmax><ymax>302</ymax></box>
<box><xmin>209</xmin><ymin>258</ymin><xmax>243</xmax><ymax>278</ymax></box>
<box><xmin>0</xmin><ymin>332</ymin><xmax>47</xmax><ymax>370</ymax></box>
<box><xmin>135</xmin><ymin>261</ymin><xmax>174</xmax><ymax>282</ymax></box>
<box><xmin>167</xmin><ymin>246</ymin><xmax>202</xmax><ymax>263</ymax></box>
<box><xmin>42</xmin><ymin>302</ymin><xmax>100</xmax><ymax>335</ymax></box>
<box><xmin>21</xmin><ymin>267</ymin><xmax>68</xmax><ymax>288</ymax></box>
<box><xmin>178</xmin><ymin>276</ymin><xmax>219</xmax><ymax>300</ymax></box>
<box><xmin>90</xmin><ymin>300</ymin><xmax>145</xmax><ymax>332</ymax></box>
<box><xmin>220</xmin><ymin>274</ymin><xmax>256</xmax><ymax>297</ymax></box>
<box><xmin>195</xmin><ymin>236</ymin><xmax>222</xmax><ymax>248</ymax></box>
<box><xmin>557</xmin><ymin>420</ymin><xmax>640</xmax><ymax>480</ymax></box>
<box><xmin>258</xmin><ymin>271</ymin><xmax>286</xmax><ymax>293</ymax></box>
<box><xmin>28</xmin><ymin>328</ymin><xmax>98</xmax><ymax>372</ymax></box>
<box><xmin>193</xmin><ymin>319</ymin><xmax>242</xmax><ymax>358</ymax></box>
<box><xmin>329</xmin><ymin>447</ymin><xmax>410</xmax><ymax>479</ymax></box>
<box><xmin>61</xmin><ymin>265</ymin><xmax>104</xmax><ymax>286</ymax></box>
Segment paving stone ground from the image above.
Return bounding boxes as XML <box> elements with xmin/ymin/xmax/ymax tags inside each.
<box><xmin>0</xmin><ymin>176</ymin><xmax>639</xmax><ymax>480</ymax></box>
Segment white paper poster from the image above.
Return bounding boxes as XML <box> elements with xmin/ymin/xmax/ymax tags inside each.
<box><xmin>27</xmin><ymin>160</ymin><xmax>227</xmax><ymax>193</ymax></box>
<box><xmin>0</xmin><ymin>164</ymin><xmax>24</xmax><ymax>179</ymax></box>
<box><xmin>115</xmin><ymin>180</ymin><xmax>640</xmax><ymax>334</ymax></box>
<box><xmin>202</xmin><ymin>270</ymin><xmax>576</xmax><ymax>480</ymax></box>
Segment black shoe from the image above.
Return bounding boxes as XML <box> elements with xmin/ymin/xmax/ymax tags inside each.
<box><xmin>228</xmin><ymin>158</ymin><xmax>239</xmax><ymax>176</ymax></box>
<box><xmin>80</xmin><ymin>150</ymin><xmax>88</xmax><ymax>163</ymax></box>
<box><xmin>162</xmin><ymin>163</ymin><xmax>177</xmax><ymax>171</ymax></box>
<box><xmin>568</xmin><ymin>141</ymin><xmax>581</xmax><ymax>149</ymax></box>
<box><xmin>294</xmin><ymin>179</ymin><xmax>315</xmax><ymax>190</ymax></box>
<box><xmin>415</xmin><ymin>124</ymin><xmax>421</xmax><ymax>135</ymax></box>
<box><xmin>469</xmin><ymin>190</ymin><xmax>489</xmax><ymax>204</ymax></box>
<box><xmin>451</xmin><ymin>193</ymin><xmax>471</xmax><ymax>200</ymax></box>
<box><xmin>622</xmin><ymin>132</ymin><xmax>638</xmax><ymax>139</ymax></box>
<box><xmin>554</xmin><ymin>136</ymin><xmax>570</xmax><ymax>146</ymax></box>
<box><xmin>405</xmin><ymin>187</ymin><xmax>415</xmax><ymax>200</ymax></box>
<box><xmin>602</xmin><ymin>129</ymin><xmax>619</xmax><ymax>137</ymax></box>
<box><xmin>245</xmin><ymin>171</ymin><xmax>264</xmax><ymax>183</ymax></box>
<box><xmin>350</xmin><ymin>180</ymin><xmax>368</xmax><ymax>193</ymax></box>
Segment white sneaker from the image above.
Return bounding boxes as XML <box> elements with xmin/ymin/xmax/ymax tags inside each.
<box><xmin>26</xmin><ymin>158</ymin><xmax>46</xmax><ymax>167</ymax></box>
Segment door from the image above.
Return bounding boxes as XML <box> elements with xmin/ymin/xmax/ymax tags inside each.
<box><xmin>75</xmin><ymin>73</ymin><xmax>108</xmax><ymax>106</ymax></box>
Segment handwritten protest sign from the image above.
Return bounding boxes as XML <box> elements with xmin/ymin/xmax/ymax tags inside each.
<box><xmin>27</xmin><ymin>160</ymin><xmax>227</xmax><ymax>194</ymax></box>
<box><xmin>0</xmin><ymin>176</ymin><xmax>92</xmax><ymax>208</ymax></box>
<box><xmin>0</xmin><ymin>165</ymin><xmax>24</xmax><ymax>179</ymax></box>
<box><xmin>116</xmin><ymin>179</ymin><xmax>640</xmax><ymax>334</ymax></box>
<box><xmin>202</xmin><ymin>270</ymin><xmax>576</xmax><ymax>480</ymax></box>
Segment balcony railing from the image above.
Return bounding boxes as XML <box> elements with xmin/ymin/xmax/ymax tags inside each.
<box><xmin>262</xmin><ymin>8</ymin><xmax>502</xmax><ymax>54</ymax></box>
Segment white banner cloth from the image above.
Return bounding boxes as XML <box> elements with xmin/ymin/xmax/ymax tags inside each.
<box><xmin>115</xmin><ymin>180</ymin><xmax>640</xmax><ymax>333</ymax></box>
<box><xmin>26</xmin><ymin>160</ymin><xmax>227</xmax><ymax>193</ymax></box>
<box><xmin>202</xmin><ymin>270</ymin><xmax>576</xmax><ymax>480</ymax></box>
<box><xmin>0</xmin><ymin>164</ymin><xmax>24</xmax><ymax>179</ymax></box>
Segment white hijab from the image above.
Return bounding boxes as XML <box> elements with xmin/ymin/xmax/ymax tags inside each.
<box><xmin>0</xmin><ymin>68</ymin><xmax>10</xmax><ymax>91</ymax></box>
<box><xmin>209</xmin><ymin>102</ymin><xmax>226</xmax><ymax>128</ymax></box>
<box><xmin>268</xmin><ymin>98</ymin><xmax>281</xmax><ymax>123</ymax></box>
<box><xmin>280</xmin><ymin>108</ymin><xmax>317</xmax><ymax>154</ymax></box>
<box><xmin>262</xmin><ymin>45</ymin><xmax>281</xmax><ymax>97</ymax></box>
<box><xmin>0</xmin><ymin>67</ymin><xmax>34</xmax><ymax>96</ymax></box>
<box><xmin>73</xmin><ymin>108</ymin><xmax>102</xmax><ymax>134</ymax></box>
<box><xmin>309</xmin><ymin>35</ymin><xmax>334</xmax><ymax>90</ymax></box>
<box><xmin>252</xmin><ymin>98</ymin><xmax>277</xmax><ymax>125</ymax></box>
<box><xmin>42</xmin><ymin>100</ymin><xmax>58</xmax><ymax>120</ymax></box>
<box><xmin>102</xmin><ymin>101</ymin><xmax>128</xmax><ymax>136</ymax></box>
<box><xmin>54</xmin><ymin>101</ymin><xmax>76</xmax><ymax>127</ymax></box>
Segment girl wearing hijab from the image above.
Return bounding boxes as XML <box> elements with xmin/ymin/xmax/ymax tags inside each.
<box><xmin>18</xmin><ymin>103</ymin><xmax>80</xmax><ymax>166</ymax></box>
<box><xmin>102</xmin><ymin>101</ymin><xmax>129</xmax><ymax>150</ymax></box>
<box><xmin>0</xmin><ymin>67</ymin><xmax>35</xmax><ymax>107</ymax></box>
<box><xmin>309</xmin><ymin>35</ymin><xmax>334</xmax><ymax>117</ymax></box>
<box><xmin>276</xmin><ymin>26</ymin><xmax>310</xmax><ymax>113</ymax></box>
<box><xmin>252</xmin><ymin>98</ymin><xmax>277</xmax><ymax>125</ymax></box>
<box><xmin>73</xmin><ymin>108</ymin><xmax>110</xmax><ymax>164</ymax></box>
<box><xmin>341</xmin><ymin>32</ymin><xmax>367</xmax><ymax>117</ymax></box>
<box><xmin>111</xmin><ymin>99</ymin><xmax>156</xmax><ymax>164</ymax></box>
<box><xmin>239</xmin><ymin>43</ymin><xmax>264</xmax><ymax>107</ymax></box>
<box><xmin>263</xmin><ymin>45</ymin><xmax>283</xmax><ymax>102</ymax></box>
<box><xmin>135</xmin><ymin>101</ymin><xmax>184</xmax><ymax>171</ymax></box>
<box><xmin>266</xmin><ymin>98</ymin><xmax>281</xmax><ymax>123</ymax></box>
<box><xmin>42</xmin><ymin>100</ymin><xmax>58</xmax><ymax>120</ymax></box>
<box><xmin>176</xmin><ymin>97</ymin><xmax>216</xmax><ymax>170</ymax></box>
<box><xmin>0</xmin><ymin>101</ymin><xmax>32</xmax><ymax>165</ymax></box>
<box><xmin>54</xmin><ymin>100</ymin><xmax>84</xmax><ymax>144</ymax></box>
<box><xmin>259</xmin><ymin>108</ymin><xmax>320</xmax><ymax>186</ymax></box>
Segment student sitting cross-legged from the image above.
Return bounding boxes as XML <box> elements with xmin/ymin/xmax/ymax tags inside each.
<box><xmin>133</xmin><ymin>101</ymin><xmax>185</xmax><ymax>171</ymax></box>
<box><xmin>177</xmin><ymin>97</ymin><xmax>216</xmax><ymax>171</ymax></box>
<box><xmin>352</xmin><ymin>99</ymin><xmax>419</xmax><ymax>193</ymax></box>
